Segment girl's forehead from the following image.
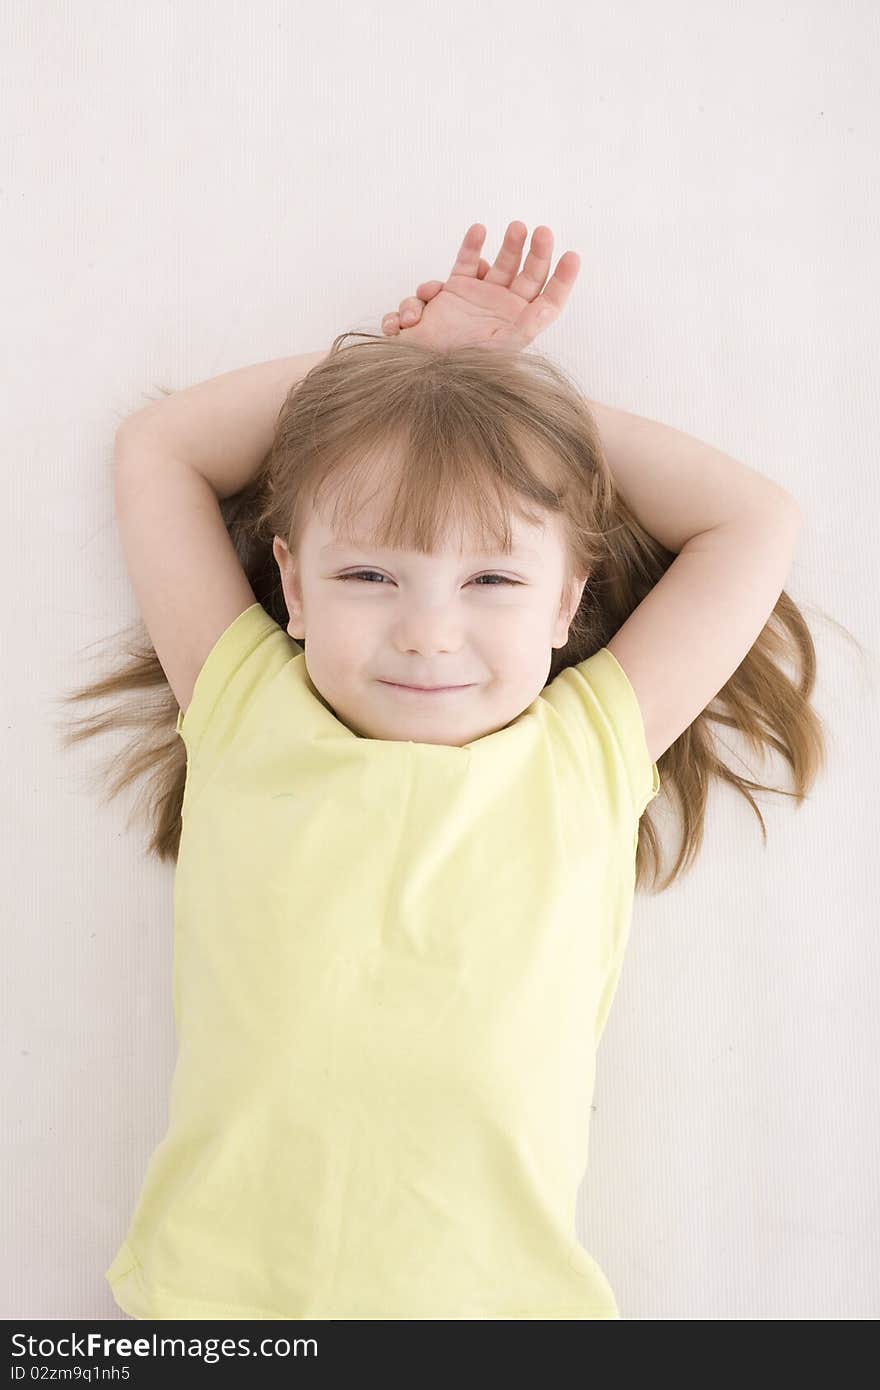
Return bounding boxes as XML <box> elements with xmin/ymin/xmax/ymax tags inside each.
<box><xmin>303</xmin><ymin>492</ymin><xmax>556</xmax><ymax>555</ymax></box>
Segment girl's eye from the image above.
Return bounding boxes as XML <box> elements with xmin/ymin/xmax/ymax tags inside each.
<box><xmin>336</xmin><ymin>571</ymin><xmax>521</xmax><ymax>586</ymax></box>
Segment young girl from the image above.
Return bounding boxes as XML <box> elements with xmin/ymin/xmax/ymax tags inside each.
<box><xmin>61</xmin><ymin>221</ymin><xmax>824</xmax><ymax>1320</ymax></box>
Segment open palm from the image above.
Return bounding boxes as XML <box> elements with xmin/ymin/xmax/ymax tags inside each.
<box><xmin>381</xmin><ymin>221</ymin><xmax>581</xmax><ymax>352</ymax></box>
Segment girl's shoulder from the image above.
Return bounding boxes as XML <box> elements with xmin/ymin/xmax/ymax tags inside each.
<box><xmin>542</xmin><ymin>649</ymin><xmax>660</xmax><ymax>824</ymax></box>
<box><xmin>176</xmin><ymin>602</ymin><xmax>300</xmax><ymax>801</ymax></box>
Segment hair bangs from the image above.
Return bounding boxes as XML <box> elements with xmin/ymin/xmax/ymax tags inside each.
<box><xmin>305</xmin><ymin>415</ymin><xmax>567</xmax><ymax>560</ymax></box>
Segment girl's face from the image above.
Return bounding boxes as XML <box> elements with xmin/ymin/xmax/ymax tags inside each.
<box><xmin>273</xmin><ymin>495</ymin><xmax>587</xmax><ymax>746</ymax></box>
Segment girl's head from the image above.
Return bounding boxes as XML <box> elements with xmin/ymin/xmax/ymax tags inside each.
<box><xmin>261</xmin><ymin>334</ymin><xmax>619</xmax><ymax>746</ymax></box>
<box><xmin>58</xmin><ymin>331</ymin><xmax>834</xmax><ymax>885</ymax></box>
<box><xmin>271</xmin><ymin>450</ymin><xmax>588</xmax><ymax>746</ymax></box>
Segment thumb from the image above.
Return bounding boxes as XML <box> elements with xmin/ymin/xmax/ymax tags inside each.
<box><xmin>414</xmin><ymin>279</ymin><xmax>446</xmax><ymax>302</ymax></box>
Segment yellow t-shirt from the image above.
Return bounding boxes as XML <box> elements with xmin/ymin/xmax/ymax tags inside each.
<box><xmin>105</xmin><ymin>601</ymin><xmax>660</xmax><ymax>1320</ymax></box>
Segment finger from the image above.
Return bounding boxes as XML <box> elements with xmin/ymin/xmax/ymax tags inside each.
<box><xmin>448</xmin><ymin>223</ymin><xmax>488</xmax><ymax>280</ymax></box>
<box><xmin>482</xmin><ymin>220</ymin><xmax>530</xmax><ymax>288</ymax></box>
<box><xmin>530</xmin><ymin>250</ymin><xmax>582</xmax><ymax>317</ymax></box>
<box><xmin>397</xmin><ymin>296</ymin><xmax>423</xmax><ymax>326</ymax></box>
<box><xmin>508</xmin><ymin>224</ymin><xmax>555</xmax><ymax>301</ymax></box>
<box><xmin>381</xmin><ymin>312</ymin><xmax>401</xmax><ymax>335</ymax></box>
<box><xmin>497</xmin><ymin>249</ymin><xmax>581</xmax><ymax>340</ymax></box>
<box><xmin>414</xmin><ymin>279</ymin><xmax>445</xmax><ymax>301</ymax></box>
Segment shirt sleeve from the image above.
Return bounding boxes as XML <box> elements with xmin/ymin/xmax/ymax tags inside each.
<box><xmin>175</xmin><ymin>602</ymin><xmax>297</xmax><ymax>806</ymax></box>
<box><xmin>546</xmin><ymin>647</ymin><xmax>661</xmax><ymax>825</ymax></box>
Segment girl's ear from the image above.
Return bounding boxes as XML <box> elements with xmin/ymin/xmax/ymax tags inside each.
<box><xmin>273</xmin><ymin>535</ymin><xmax>306</xmax><ymax>640</ymax></box>
<box><xmin>552</xmin><ymin>571</ymin><xmax>589</xmax><ymax>649</ymax></box>
<box><xmin>285</xmin><ymin>599</ymin><xmax>306</xmax><ymax>642</ymax></box>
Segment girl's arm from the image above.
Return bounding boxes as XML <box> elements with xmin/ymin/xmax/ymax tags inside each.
<box><xmin>587</xmin><ymin>401</ymin><xmax>803</xmax><ymax>770</ymax></box>
<box><xmin>118</xmin><ymin>348</ymin><xmax>331</xmax><ymax>499</ymax></box>
<box><xmin>586</xmin><ymin>399</ymin><xmax>798</xmax><ymax>549</ymax></box>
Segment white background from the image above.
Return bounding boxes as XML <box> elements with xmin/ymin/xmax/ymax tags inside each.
<box><xmin>3</xmin><ymin>0</ymin><xmax>878</xmax><ymax>1319</ymax></box>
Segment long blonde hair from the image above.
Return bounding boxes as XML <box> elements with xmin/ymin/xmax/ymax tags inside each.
<box><xmin>55</xmin><ymin>331</ymin><xmax>847</xmax><ymax>891</ymax></box>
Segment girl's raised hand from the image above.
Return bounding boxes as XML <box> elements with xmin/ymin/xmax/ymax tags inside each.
<box><xmin>380</xmin><ymin>221</ymin><xmax>581</xmax><ymax>353</ymax></box>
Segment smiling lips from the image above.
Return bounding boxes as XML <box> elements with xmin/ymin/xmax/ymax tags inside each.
<box><xmin>379</xmin><ymin>681</ymin><xmax>474</xmax><ymax>694</ymax></box>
